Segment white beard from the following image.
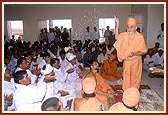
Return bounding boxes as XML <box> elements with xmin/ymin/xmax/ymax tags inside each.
<box><xmin>127</xmin><ymin>31</ymin><xmax>134</xmax><ymax>35</ymax></box>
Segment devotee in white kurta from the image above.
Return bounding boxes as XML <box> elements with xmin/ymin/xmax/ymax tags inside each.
<box><xmin>62</xmin><ymin>53</ymin><xmax>82</xmax><ymax>91</ymax></box>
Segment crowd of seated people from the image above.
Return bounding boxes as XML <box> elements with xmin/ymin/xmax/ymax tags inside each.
<box><xmin>3</xmin><ymin>25</ymin><xmax>163</xmax><ymax>111</ymax></box>
<box><xmin>143</xmin><ymin>42</ymin><xmax>164</xmax><ymax>78</ymax></box>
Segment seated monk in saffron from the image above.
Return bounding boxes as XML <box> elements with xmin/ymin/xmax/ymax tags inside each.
<box><xmin>100</xmin><ymin>49</ymin><xmax>123</xmax><ymax>81</ymax></box>
<box><xmin>74</xmin><ymin>77</ymin><xmax>103</xmax><ymax>111</ymax></box>
<box><xmin>83</xmin><ymin>60</ymin><xmax>115</xmax><ymax>103</ymax></box>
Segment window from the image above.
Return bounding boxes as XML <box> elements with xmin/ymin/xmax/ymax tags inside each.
<box><xmin>38</xmin><ymin>19</ymin><xmax>72</xmax><ymax>31</ymax></box>
<box><xmin>99</xmin><ymin>18</ymin><xmax>115</xmax><ymax>38</ymax></box>
<box><xmin>52</xmin><ymin>19</ymin><xmax>72</xmax><ymax>30</ymax></box>
<box><xmin>38</xmin><ymin>20</ymin><xmax>49</xmax><ymax>32</ymax></box>
<box><xmin>7</xmin><ymin>20</ymin><xmax>23</xmax><ymax>41</ymax></box>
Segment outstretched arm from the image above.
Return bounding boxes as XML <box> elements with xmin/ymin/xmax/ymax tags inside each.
<box><xmin>115</xmin><ymin>17</ymin><xmax>119</xmax><ymax>40</ymax></box>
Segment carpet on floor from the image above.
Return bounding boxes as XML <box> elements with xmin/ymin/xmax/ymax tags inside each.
<box><xmin>111</xmin><ymin>85</ymin><xmax>164</xmax><ymax>111</ymax></box>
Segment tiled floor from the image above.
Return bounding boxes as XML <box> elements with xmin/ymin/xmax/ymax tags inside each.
<box><xmin>141</xmin><ymin>69</ymin><xmax>165</xmax><ymax>100</ymax></box>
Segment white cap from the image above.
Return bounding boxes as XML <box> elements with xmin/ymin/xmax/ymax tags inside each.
<box><xmin>41</xmin><ymin>64</ymin><xmax>54</xmax><ymax>75</ymax></box>
<box><xmin>66</xmin><ymin>53</ymin><xmax>76</xmax><ymax>61</ymax></box>
<box><xmin>99</xmin><ymin>37</ymin><xmax>105</xmax><ymax>43</ymax></box>
<box><xmin>158</xmin><ymin>48</ymin><xmax>164</xmax><ymax>51</ymax></box>
<box><xmin>8</xmin><ymin>46</ymin><xmax>13</xmax><ymax>50</ymax></box>
<box><xmin>64</xmin><ymin>46</ymin><xmax>72</xmax><ymax>52</ymax></box>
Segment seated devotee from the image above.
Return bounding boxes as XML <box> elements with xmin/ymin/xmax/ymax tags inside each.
<box><xmin>37</xmin><ymin>64</ymin><xmax>70</xmax><ymax>109</ymax></box>
<box><xmin>61</xmin><ymin>53</ymin><xmax>83</xmax><ymax>91</ymax></box>
<box><xmin>74</xmin><ymin>77</ymin><xmax>103</xmax><ymax>111</ymax></box>
<box><xmin>38</xmin><ymin>52</ymin><xmax>51</xmax><ymax>69</ymax></box>
<box><xmin>50</xmin><ymin>58</ymin><xmax>75</xmax><ymax>109</ymax></box>
<box><xmin>148</xmin><ymin>48</ymin><xmax>164</xmax><ymax>78</ymax></box>
<box><xmin>152</xmin><ymin>42</ymin><xmax>160</xmax><ymax>54</ymax></box>
<box><xmin>47</xmin><ymin>45</ymin><xmax>58</xmax><ymax>58</ymax></box>
<box><xmin>4</xmin><ymin>67</ymin><xmax>15</xmax><ymax>111</ymax></box>
<box><xmin>8</xmin><ymin>52</ymin><xmax>18</xmax><ymax>73</ymax></box>
<box><xmin>41</xmin><ymin>97</ymin><xmax>66</xmax><ymax>111</ymax></box>
<box><xmin>72</xmin><ymin>45</ymin><xmax>82</xmax><ymax>62</ymax></box>
<box><xmin>83</xmin><ymin>60</ymin><xmax>115</xmax><ymax>103</ymax></box>
<box><xmin>100</xmin><ymin>50</ymin><xmax>123</xmax><ymax>81</ymax></box>
<box><xmin>4</xmin><ymin>54</ymin><xmax>11</xmax><ymax>70</ymax></box>
<box><xmin>58</xmin><ymin>50</ymin><xmax>69</xmax><ymax>71</ymax></box>
<box><xmin>97</xmin><ymin>48</ymin><xmax>108</xmax><ymax>66</ymax></box>
<box><xmin>108</xmin><ymin>87</ymin><xmax>140</xmax><ymax>111</ymax></box>
<box><xmin>64</xmin><ymin>46</ymin><xmax>73</xmax><ymax>57</ymax></box>
<box><xmin>13</xmin><ymin>70</ymin><xmax>42</xmax><ymax>111</ymax></box>
<box><xmin>83</xmin><ymin>48</ymin><xmax>94</xmax><ymax>68</ymax></box>
<box><xmin>106</xmin><ymin>45</ymin><xmax>115</xmax><ymax>55</ymax></box>
<box><xmin>15</xmin><ymin>57</ymin><xmax>41</xmax><ymax>86</ymax></box>
<box><xmin>153</xmin><ymin>48</ymin><xmax>164</xmax><ymax>69</ymax></box>
<box><xmin>143</xmin><ymin>48</ymin><xmax>155</xmax><ymax>72</ymax></box>
<box><xmin>92</xmin><ymin>45</ymin><xmax>101</xmax><ymax>61</ymax></box>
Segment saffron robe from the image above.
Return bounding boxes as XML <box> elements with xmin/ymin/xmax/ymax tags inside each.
<box><xmin>109</xmin><ymin>102</ymin><xmax>134</xmax><ymax>111</ymax></box>
<box><xmin>100</xmin><ymin>60</ymin><xmax>122</xmax><ymax>81</ymax></box>
<box><xmin>84</xmin><ymin>71</ymin><xmax>114</xmax><ymax>102</ymax></box>
<box><xmin>74</xmin><ymin>97</ymin><xmax>102</xmax><ymax>111</ymax></box>
<box><xmin>114</xmin><ymin>32</ymin><xmax>147</xmax><ymax>91</ymax></box>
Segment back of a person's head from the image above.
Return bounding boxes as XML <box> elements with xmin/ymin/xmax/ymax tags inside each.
<box><xmin>59</xmin><ymin>50</ymin><xmax>65</xmax><ymax>56</ymax></box>
<box><xmin>122</xmin><ymin>87</ymin><xmax>140</xmax><ymax>107</ymax></box>
<box><xmin>82</xmin><ymin>77</ymin><xmax>96</xmax><ymax>94</ymax></box>
<box><xmin>50</xmin><ymin>58</ymin><xmax>59</xmax><ymax>66</ymax></box>
<box><xmin>42</xmin><ymin>52</ymin><xmax>50</xmax><ymax>58</ymax></box>
<box><xmin>41</xmin><ymin>97</ymin><xmax>60</xmax><ymax>111</ymax></box>
<box><xmin>14</xmin><ymin>70</ymin><xmax>27</xmax><ymax>84</ymax></box>
<box><xmin>16</xmin><ymin>57</ymin><xmax>26</xmax><ymax>67</ymax></box>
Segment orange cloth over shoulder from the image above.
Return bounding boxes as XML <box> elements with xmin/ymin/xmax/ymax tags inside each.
<box><xmin>113</xmin><ymin>17</ymin><xmax>147</xmax><ymax>91</ymax></box>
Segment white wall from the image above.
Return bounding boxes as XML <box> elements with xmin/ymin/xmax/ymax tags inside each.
<box><xmin>147</xmin><ymin>4</ymin><xmax>164</xmax><ymax>48</ymax></box>
<box><xmin>4</xmin><ymin>3</ymin><xmax>164</xmax><ymax>47</ymax></box>
<box><xmin>4</xmin><ymin>4</ymin><xmax>131</xmax><ymax>43</ymax></box>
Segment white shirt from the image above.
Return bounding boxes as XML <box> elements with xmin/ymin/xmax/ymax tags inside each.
<box><xmin>13</xmin><ymin>84</ymin><xmax>41</xmax><ymax>111</ymax></box>
<box><xmin>4</xmin><ymin>78</ymin><xmax>16</xmax><ymax>111</ymax></box>
<box><xmin>84</xmin><ymin>31</ymin><xmax>92</xmax><ymax>40</ymax></box>
<box><xmin>157</xmin><ymin>31</ymin><xmax>164</xmax><ymax>49</ymax></box>
<box><xmin>9</xmin><ymin>57</ymin><xmax>17</xmax><ymax>72</ymax></box>
<box><xmin>154</xmin><ymin>53</ymin><xmax>164</xmax><ymax>67</ymax></box>
<box><xmin>4</xmin><ymin>78</ymin><xmax>15</xmax><ymax>96</ymax></box>
<box><xmin>106</xmin><ymin>47</ymin><xmax>115</xmax><ymax>55</ymax></box>
<box><xmin>104</xmin><ymin>30</ymin><xmax>110</xmax><ymax>38</ymax></box>
<box><xmin>15</xmin><ymin>67</ymin><xmax>38</xmax><ymax>86</ymax></box>
<box><xmin>58</xmin><ymin>56</ymin><xmax>69</xmax><ymax>73</ymax></box>
<box><xmin>38</xmin><ymin>59</ymin><xmax>47</xmax><ymax>69</ymax></box>
<box><xmin>92</xmin><ymin>31</ymin><xmax>100</xmax><ymax>40</ymax></box>
<box><xmin>97</xmin><ymin>53</ymin><xmax>108</xmax><ymax>64</ymax></box>
<box><xmin>30</xmin><ymin>60</ymin><xmax>38</xmax><ymax>71</ymax></box>
<box><xmin>47</xmin><ymin>32</ymin><xmax>55</xmax><ymax>43</ymax></box>
<box><xmin>143</xmin><ymin>55</ymin><xmax>155</xmax><ymax>67</ymax></box>
<box><xmin>104</xmin><ymin>30</ymin><xmax>110</xmax><ymax>45</ymax></box>
<box><xmin>36</xmin><ymin>55</ymin><xmax>43</xmax><ymax>65</ymax></box>
<box><xmin>54</xmin><ymin>67</ymin><xmax>68</xmax><ymax>84</ymax></box>
<box><xmin>53</xmin><ymin>68</ymin><xmax>76</xmax><ymax>101</ymax></box>
<box><xmin>37</xmin><ymin>75</ymin><xmax>74</xmax><ymax>107</ymax></box>
<box><xmin>63</xmin><ymin>62</ymin><xmax>82</xmax><ymax>91</ymax></box>
<box><xmin>47</xmin><ymin>49</ymin><xmax>57</xmax><ymax>58</ymax></box>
